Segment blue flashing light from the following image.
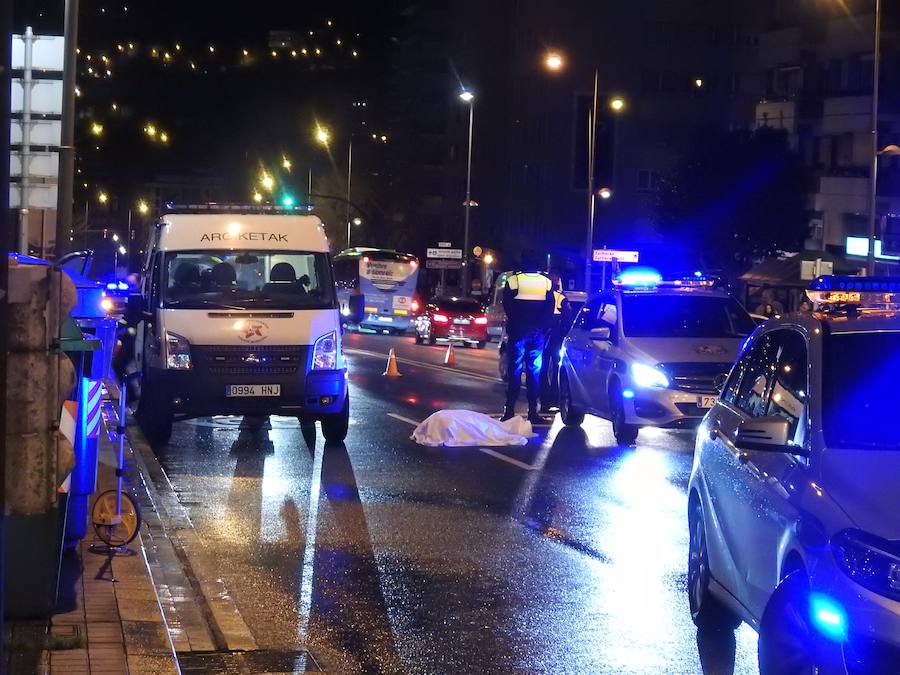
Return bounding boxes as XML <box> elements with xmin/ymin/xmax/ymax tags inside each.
<box><xmin>615</xmin><ymin>267</ymin><xmax>663</xmax><ymax>288</ymax></box>
<box><xmin>809</xmin><ymin>593</ymin><xmax>848</xmax><ymax>642</ymax></box>
<box><xmin>105</xmin><ymin>280</ymin><xmax>130</xmax><ymax>292</ymax></box>
<box><xmin>809</xmin><ymin>275</ymin><xmax>900</xmax><ymax>294</ymax></box>
<box><xmin>622</xmin><ymin>389</ymin><xmax>635</xmax><ymax>399</ymax></box>
<box><xmin>693</xmin><ymin>270</ymin><xmax>704</xmax><ymax>278</ymax></box>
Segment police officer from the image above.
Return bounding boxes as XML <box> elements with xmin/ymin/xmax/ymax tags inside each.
<box><xmin>540</xmin><ymin>271</ymin><xmax>570</xmax><ymax>414</ymax></box>
<box><xmin>501</xmin><ymin>254</ymin><xmax>555</xmax><ymax>424</ymax></box>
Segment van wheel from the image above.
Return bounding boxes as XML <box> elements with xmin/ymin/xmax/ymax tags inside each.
<box><xmin>610</xmin><ymin>382</ymin><xmax>639</xmax><ymax>445</ymax></box>
<box><xmin>689</xmin><ymin>497</ymin><xmax>742</xmax><ymax>630</ymax></box>
<box><xmin>322</xmin><ymin>397</ymin><xmax>349</xmax><ymax>444</ymax></box>
<box><xmin>559</xmin><ymin>372</ymin><xmax>584</xmax><ymax>426</ymax></box>
<box><xmin>137</xmin><ymin>380</ymin><xmax>173</xmax><ymax>446</ymax></box>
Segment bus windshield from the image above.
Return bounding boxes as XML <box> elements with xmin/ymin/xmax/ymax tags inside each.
<box><xmin>162</xmin><ymin>250</ymin><xmax>336</xmax><ymax>310</ymax></box>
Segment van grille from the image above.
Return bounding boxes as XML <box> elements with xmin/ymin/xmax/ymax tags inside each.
<box><xmin>193</xmin><ymin>345</ymin><xmax>307</xmax><ymax>377</ymax></box>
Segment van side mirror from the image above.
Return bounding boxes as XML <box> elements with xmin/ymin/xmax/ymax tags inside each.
<box><xmin>735</xmin><ymin>416</ymin><xmax>806</xmax><ymax>455</ymax></box>
<box><xmin>589</xmin><ymin>326</ymin><xmax>611</xmax><ymax>342</ymax></box>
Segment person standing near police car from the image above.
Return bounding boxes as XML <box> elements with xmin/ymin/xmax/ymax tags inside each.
<box><xmin>501</xmin><ymin>255</ymin><xmax>555</xmax><ymax>424</ymax></box>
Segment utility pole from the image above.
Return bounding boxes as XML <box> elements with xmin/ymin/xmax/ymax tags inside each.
<box><xmin>585</xmin><ymin>70</ymin><xmax>599</xmax><ymax>295</ymax></box>
<box><xmin>0</xmin><ymin>0</ymin><xmax>13</xmax><ymax>648</ymax></box>
<box><xmin>866</xmin><ymin>0</ymin><xmax>882</xmax><ymax>276</ymax></box>
<box><xmin>55</xmin><ymin>0</ymin><xmax>79</xmax><ymax>258</ymax></box>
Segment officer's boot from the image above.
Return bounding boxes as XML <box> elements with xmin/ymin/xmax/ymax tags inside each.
<box><xmin>500</xmin><ymin>403</ymin><xmax>517</xmax><ymax>422</ymax></box>
<box><xmin>527</xmin><ymin>403</ymin><xmax>546</xmax><ymax>426</ymax></box>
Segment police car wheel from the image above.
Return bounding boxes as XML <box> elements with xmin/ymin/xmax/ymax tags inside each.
<box><xmin>559</xmin><ymin>373</ymin><xmax>584</xmax><ymax>426</ymax></box>
<box><xmin>322</xmin><ymin>398</ymin><xmax>350</xmax><ymax>444</ymax></box>
<box><xmin>610</xmin><ymin>382</ymin><xmax>639</xmax><ymax>445</ymax></box>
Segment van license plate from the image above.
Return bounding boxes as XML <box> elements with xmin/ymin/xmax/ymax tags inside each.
<box><xmin>227</xmin><ymin>384</ymin><xmax>281</xmax><ymax>397</ymax></box>
<box><xmin>697</xmin><ymin>395</ymin><xmax>717</xmax><ymax>408</ymax></box>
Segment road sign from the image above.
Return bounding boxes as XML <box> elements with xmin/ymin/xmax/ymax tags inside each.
<box><xmin>13</xmin><ymin>34</ymin><xmax>64</xmax><ymax>70</ymax></box>
<box><xmin>10</xmin><ymin>183</ymin><xmax>58</xmax><ymax>209</ymax></box>
<box><xmin>426</xmin><ymin>258</ymin><xmax>463</xmax><ymax>270</ymax></box>
<box><xmin>438</xmin><ymin>241</ymin><xmax>452</xmax><ymax>248</ymax></box>
<box><xmin>593</xmin><ymin>249</ymin><xmax>640</xmax><ymax>263</ymax></box>
<box><xmin>427</xmin><ymin>247</ymin><xmax>463</xmax><ymax>260</ymax></box>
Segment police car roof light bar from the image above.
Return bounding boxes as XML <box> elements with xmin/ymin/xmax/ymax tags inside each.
<box><xmin>808</xmin><ymin>275</ymin><xmax>900</xmax><ymax>309</ymax></box>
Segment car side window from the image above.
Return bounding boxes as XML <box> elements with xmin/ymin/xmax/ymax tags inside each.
<box><xmin>721</xmin><ymin>343</ymin><xmax>751</xmax><ymax>405</ymax></box>
<box><xmin>733</xmin><ymin>332</ymin><xmax>778</xmax><ymax>417</ymax></box>
<box><xmin>765</xmin><ymin>330</ymin><xmax>809</xmax><ymax>443</ymax></box>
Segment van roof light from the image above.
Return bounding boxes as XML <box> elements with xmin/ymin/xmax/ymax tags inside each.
<box><xmin>164</xmin><ymin>202</ymin><xmax>315</xmax><ymax>214</ymax></box>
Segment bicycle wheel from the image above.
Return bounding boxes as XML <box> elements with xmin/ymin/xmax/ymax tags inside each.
<box><xmin>91</xmin><ymin>490</ymin><xmax>142</xmax><ymax>547</ymax></box>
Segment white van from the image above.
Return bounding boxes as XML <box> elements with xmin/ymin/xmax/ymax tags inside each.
<box><xmin>134</xmin><ymin>208</ymin><xmax>348</xmax><ymax>445</ymax></box>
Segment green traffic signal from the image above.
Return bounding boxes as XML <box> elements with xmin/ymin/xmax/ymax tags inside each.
<box><xmin>281</xmin><ymin>194</ymin><xmax>295</xmax><ymax>207</ymax></box>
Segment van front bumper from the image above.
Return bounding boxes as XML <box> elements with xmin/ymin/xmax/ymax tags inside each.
<box><xmin>150</xmin><ymin>366</ymin><xmax>347</xmax><ymax>419</ymax></box>
<box><xmin>624</xmin><ymin>387</ymin><xmax>715</xmax><ymax>428</ymax></box>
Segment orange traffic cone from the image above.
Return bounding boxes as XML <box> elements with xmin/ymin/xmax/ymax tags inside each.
<box><xmin>444</xmin><ymin>343</ymin><xmax>457</xmax><ymax>366</ymax></box>
<box><xmin>383</xmin><ymin>349</ymin><xmax>402</xmax><ymax>377</ymax></box>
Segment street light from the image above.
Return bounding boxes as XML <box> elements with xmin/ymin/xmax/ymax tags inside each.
<box><xmin>352</xmin><ymin>217</ymin><xmax>363</xmax><ymax>226</ymax></box>
<box><xmin>483</xmin><ymin>252</ymin><xmax>494</xmax><ymax>266</ymax></box>
<box><xmin>282</xmin><ymin>156</ymin><xmax>292</xmax><ymax>171</ymax></box>
<box><xmin>865</xmin><ymin>0</ymin><xmax>883</xmax><ymax>275</ymax></box>
<box><xmin>252</xmin><ymin>191</ymin><xmax>263</xmax><ymax>203</ymax></box>
<box><xmin>543</xmin><ymin>50</ymin><xmax>628</xmax><ymax>293</ymax></box>
<box><xmin>137</xmin><ymin>199</ymin><xmax>150</xmax><ymax>215</ymax></box>
<box><xmin>598</xmin><ymin>187</ymin><xmax>613</xmax><ymax>200</ymax></box>
<box><xmin>97</xmin><ymin>191</ymin><xmax>109</xmax><ymax>205</ymax></box>
<box><xmin>90</xmin><ymin>121</ymin><xmax>103</xmax><ymax>136</ymax></box>
<box><xmin>260</xmin><ymin>172</ymin><xmax>275</xmax><ymax>191</ymax></box>
<box><xmin>315</xmin><ymin>124</ymin><xmax>355</xmax><ymax>248</ymax></box>
<box><xmin>459</xmin><ymin>89</ymin><xmax>476</xmax><ymax>293</ymax></box>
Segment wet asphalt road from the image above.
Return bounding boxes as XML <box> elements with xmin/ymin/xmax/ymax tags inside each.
<box><xmin>151</xmin><ymin>332</ymin><xmax>761</xmax><ymax>674</ymax></box>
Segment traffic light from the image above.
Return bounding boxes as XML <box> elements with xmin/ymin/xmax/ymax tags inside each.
<box><xmin>281</xmin><ymin>193</ymin><xmax>295</xmax><ymax>208</ymax></box>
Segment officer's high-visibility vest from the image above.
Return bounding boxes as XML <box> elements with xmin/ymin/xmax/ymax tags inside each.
<box><xmin>507</xmin><ymin>272</ymin><xmax>552</xmax><ymax>301</ymax></box>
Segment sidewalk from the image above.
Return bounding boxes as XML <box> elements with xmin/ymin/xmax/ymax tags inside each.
<box><xmin>6</xmin><ymin>403</ymin><xmax>181</xmax><ymax>675</ymax></box>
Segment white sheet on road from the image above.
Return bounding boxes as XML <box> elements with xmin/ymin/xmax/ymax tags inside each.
<box><xmin>411</xmin><ymin>410</ymin><xmax>536</xmax><ymax>447</ymax></box>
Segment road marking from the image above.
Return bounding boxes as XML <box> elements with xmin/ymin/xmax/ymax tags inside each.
<box><xmin>478</xmin><ymin>448</ymin><xmax>538</xmax><ymax>471</ymax></box>
<box><xmin>345</xmin><ymin>348</ymin><xmax>501</xmax><ymax>383</ymax></box>
<box><xmin>387</xmin><ymin>412</ymin><xmax>420</xmax><ymax>426</ymax></box>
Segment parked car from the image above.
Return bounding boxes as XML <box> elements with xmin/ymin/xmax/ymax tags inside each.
<box><xmin>688</xmin><ymin>275</ymin><xmax>900</xmax><ymax>675</ymax></box>
<box><xmin>414</xmin><ymin>296</ymin><xmax>488</xmax><ymax>348</ymax></box>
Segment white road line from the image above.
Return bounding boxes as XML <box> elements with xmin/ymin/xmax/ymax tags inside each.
<box><xmin>478</xmin><ymin>448</ymin><xmax>538</xmax><ymax>471</ymax></box>
<box><xmin>345</xmin><ymin>348</ymin><xmax>501</xmax><ymax>384</ymax></box>
<box><xmin>387</xmin><ymin>412</ymin><xmax>421</xmax><ymax>426</ymax></box>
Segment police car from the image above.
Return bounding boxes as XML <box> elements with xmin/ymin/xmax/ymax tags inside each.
<box><xmin>688</xmin><ymin>276</ymin><xmax>900</xmax><ymax>674</ymax></box>
<box><xmin>558</xmin><ymin>269</ymin><xmax>756</xmax><ymax>444</ymax></box>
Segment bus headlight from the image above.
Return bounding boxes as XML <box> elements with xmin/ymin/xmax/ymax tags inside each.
<box><xmin>165</xmin><ymin>331</ymin><xmax>192</xmax><ymax>370</ymax></box>
<box><xmin>313</xmin><ymin>331</ymin><xmax>338</xmax><ymax>370</ymax></box>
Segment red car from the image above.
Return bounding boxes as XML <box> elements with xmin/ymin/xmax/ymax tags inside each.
<box><xmin>414</xmin><ymin>296</ymin><xmax>488</xmax><ymax>348</ymax></box>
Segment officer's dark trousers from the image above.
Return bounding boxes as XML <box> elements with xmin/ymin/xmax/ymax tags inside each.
<box><xmin>506</xmin><ymin>330</ymin><xmax>547</xmax><ymax>409</ymax></box>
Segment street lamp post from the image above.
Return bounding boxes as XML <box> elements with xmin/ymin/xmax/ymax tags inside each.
<box><xmin>867</xmin><ymin>0</ymin><xmax>883</xmax><ymax>276</ymax></box>
<box><xmin>315</xmin><ymin>125</ymin><xmax>355</xmax><ymax>249</ymax></box>
<box><xmin>459</xmin><ymin>89</ymin><xmax>475</xmax><ymax>293</ymax></box>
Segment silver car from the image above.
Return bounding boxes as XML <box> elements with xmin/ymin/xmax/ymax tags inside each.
<box><xmin>558</xmin><ymin>280</ymin><xmax>755</xmax><ymax>444</ymax></box>
<box><xmin>689</xmin><ymin>277</ymin><xmax>900</xmax><ymax>674</ymax></box>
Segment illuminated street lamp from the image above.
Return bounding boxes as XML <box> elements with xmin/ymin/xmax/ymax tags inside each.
<box><xmin>483</xmin><ymin>252</ymin><xmax>494</xmax><ymax>266</ymax></box>
<box><xmin>693</xmin><ymin>78</ymin><xmax>704</xmax><ymax>89</ymax></box>
<box><xmin>597</xmin><ymin>187</ymin><xmax>613</xmax><ymax>200</ymax></box>
<box><xmin>260</xmin><ymin>172</ymin><xmax>275</xmax><ymax>191</ymax></box>
<box><xmin>352</xmin><ymin>217</ymin><xmax>363</xmax><ymax>226</ymax></box>
<box><xmin>543</xmin><ymin>50</ymin><xmax>629</xmax><ymax>293</ymax></box>
<box><xmin>90</xmin><ymin>121</ymin><xmax>104</xmax><ymax>136</ymax></box>
<box><xmin>315</xmin><ymin>126</ymin><xmax>331</xmax><ymax>145</ymax></box>
<box><xmin>282</xmin><ymin>156</ymin><xmax>292</xmax><ymax>171</ymax></box>
<box><xmin>315</xmin><ymin>124</ymin><xmax>355</xmax><ymax>248</ymax></box>
<box><xmin>159</xmin><ymin>132</ymin><xmax>170</xmax><ymax>144</ymax></box>
<box><xmin>97</xmin><ymin>191</ymin><xmax>109</xmax><ymax>205</ymax></box>
<box><xmin>137</xmin><ymin>199</ymin><xmax>150</xmax><ymax>215</ymax></box>
<box><xmin>143</xmin><ymin>123</ymin><xmax>157</xmax><ymax>138</ymax></box>
<box><xmin>459</xmin><ymin>89</ymin><xmax>476</xmax><ymax>292</ymax></box>
<box><xmin>252</xmin><ymin>191</ymin><xmax>263</xmax><ymax>203</ymax></box>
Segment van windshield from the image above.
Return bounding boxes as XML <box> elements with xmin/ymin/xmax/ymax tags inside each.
<box><xmin>163</xmin><ymin>251</ymin><xmax>336</xmax><ymax>310</ymax></box>
<box><xmin>621</xmin><ymin>294</ymin><xmax>756</xmax><ymax>338</ymax></box>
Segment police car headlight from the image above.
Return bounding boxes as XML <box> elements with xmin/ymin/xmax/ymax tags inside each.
<box><xmin>631</xmin><ymin>362</ymin><xmax>670</xmax><ymax>389</ymax></box>
<box><xmin>313</xmin><ymin>331</ymin><xmax>338</xmax><ymax>370</ymax></box>
<box><xmin>164</xmin><ymin>331</ymin><xmax>192</xmax><ymax>370</ymax></box>
<box><xmin>832</xmin><ymin>529</ymin><xmax>900</xmax><ymax>602</ymax></box>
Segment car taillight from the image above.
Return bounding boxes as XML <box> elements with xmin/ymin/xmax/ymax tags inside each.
<box><xmin>433</xmin><ymin>313</ymin><xmax>449</xmax><ymax>323</ymax></box>
<box><xmin>474</xmin><ymin>316</ymin><xmax>488</xmax><ymax>325</ymax></box>
<box><xmin>411</xmin><ymin>300</ymin><xmax>420</xmax><ymax>312</ymax></box>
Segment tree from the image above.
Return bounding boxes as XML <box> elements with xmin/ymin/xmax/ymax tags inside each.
<box><xmin>657</xmin><ymin>126</ymin><xmax>809</xmax><ymax>273</ymax></box>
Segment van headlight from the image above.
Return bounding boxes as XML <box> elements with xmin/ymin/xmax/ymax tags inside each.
<box><xmin>165</xmin><ymin>331</ymin><xmax>192</xmax><ymax>370</ymax></box>
<box><xmin>312</xmin><ymin>331</ymin><xmax>338</xmax><ymax>370</ymax></box>
<box><xmin>631</xmin><ymin>362</ymin><xmax>670</xmax><ymax>389</ymax></box>
<box><xmin>832</xmin><ymin>529</ymin><xmax>900</xmax><ymax>601</ymax></box>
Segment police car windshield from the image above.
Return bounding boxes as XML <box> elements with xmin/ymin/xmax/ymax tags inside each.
<box><xmin>163</xmin><ymin>251</ymin><xmax>337</xmax><ymax>310</ymax></box>
<box><xmin>622</xmin><ymin>295</ymin><xmax>755</xmax><ymax>338</ymax></box>
<box><xmin>823</xmin><ymin>331</ymin><xmax>900</xmax><ymax>449</ymax></box>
